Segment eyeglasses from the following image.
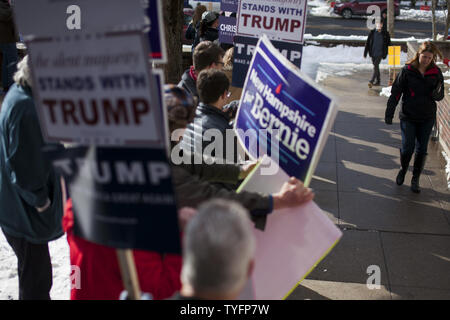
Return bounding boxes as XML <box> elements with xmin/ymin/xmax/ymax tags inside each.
<box><xmin>216</xmin><ymin>61</ymin><xmax>225</xmax><ymax>67</ymax></box>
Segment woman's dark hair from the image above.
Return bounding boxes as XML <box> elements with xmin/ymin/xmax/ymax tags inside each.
<box><xmin>192</xmin><ymin>5</ymin><xmax>207</xmax><ymax>27</ymax></box>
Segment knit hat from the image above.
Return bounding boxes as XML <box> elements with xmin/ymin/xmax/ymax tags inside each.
<box><xmin>201</xmin><ymin>11</ymin><xmax>218</xmax><ymax>23</ymax></box>
<box><xmin>164</xmin><ymin>84</ymin><xmax>196</xmax><ymax>132</ymax></box>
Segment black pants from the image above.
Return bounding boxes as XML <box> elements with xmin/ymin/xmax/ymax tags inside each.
<box><xmin>3</xmin><ymin>231</ymin><xmax>52</xmax><ymax>300</ymax></box>
<box><xmin>371</xmin><ymin>56</ymin><xmax>382</xmax><ymax>83</ymax></box>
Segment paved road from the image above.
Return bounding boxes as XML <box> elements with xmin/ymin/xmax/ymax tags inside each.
<box><xmin>305</xmin><ymin>14</ymin><xmax>448</xmax><ymax>38</ymax></box>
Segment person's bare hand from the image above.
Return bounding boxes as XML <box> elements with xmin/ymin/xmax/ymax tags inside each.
<box><xmin>272</xmin><ymin>177</ymin><xmax>314</xmax><ymax>210</ymax></box>
<box><xmin>238</xmin><ymin>160</ymin><xmax>258</xmax><ymax>180</ymax></box>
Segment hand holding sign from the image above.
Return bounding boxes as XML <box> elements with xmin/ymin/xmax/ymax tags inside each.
<box><xmin>272</xmin><ymin>177</ymin><xmax>314</xmax><ymax>210</ymax></box>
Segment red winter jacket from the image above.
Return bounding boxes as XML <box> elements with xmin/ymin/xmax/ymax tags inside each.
<box><xmin>63</xmin><ymin>198</ymin><xmax>182</xmax><ymax>300</ymax></box>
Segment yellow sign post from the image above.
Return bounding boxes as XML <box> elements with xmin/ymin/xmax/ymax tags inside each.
<box><xmin>388</xmin><ymin>46</ymin><xmax>401</xmax><ymax>86</ymax></box>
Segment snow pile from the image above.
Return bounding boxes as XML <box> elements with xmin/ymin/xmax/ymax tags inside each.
<box><xmin>397</xmin><ymin>8</ymin><xmax>447</xmax><ymax>23</ymax></box>
<box><xmin>310</xmin><ymin>5</ymin><xmax>340</xmax><ymax>18</ymax></box>
<box><xmin>380</xmin><ymin>86</ymin><xmax>393</xmax><ymax>97</ymax></box>
<box><xmin>303</xmin><ymin>44</ymin><xmax>407</xmax><ymax>82</ymax></box>
<box><xmin>305</xmin><ymin>33</ymin><xmax>426</xmax><ymax>43</ymax></box>
<box><xmin>309</xmin><ymin>1</ymin><xmax>448</xmax><ymax>22</ymax></box>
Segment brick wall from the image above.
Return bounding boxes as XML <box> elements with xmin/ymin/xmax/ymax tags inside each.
<box><xmin>407</xmin><ymin>41</ymin><xmax>450</xmax><ymax>159</ymax></box>
<box><xmin>436</xmin><ymin>87</ymin><xmax>450</xmax><ymax>157</ymax></box>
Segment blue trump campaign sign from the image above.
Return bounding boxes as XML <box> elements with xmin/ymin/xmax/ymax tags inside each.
<box><xmin>144</xmin><ymin>0</ymin><xmax>167</xmax><ymax>63</ymax></box>
<box><xmin>234</xmin><ymin>35</ymin><xmax>337</xmax><ymax>185</ymax></box>
<box><xmin>232</xmin><ymin>35</ymin><xmax>302</xmax><ymax>88</ymax></box>
<box><xmin>46</xmin><ymin>145</ymin><xmax>181</xmax><ymax>254</ymax></box>
<box><xmin>221</xmin><ymin>0</ymin><xmax>238</xmax><ymax>12</ymax></box>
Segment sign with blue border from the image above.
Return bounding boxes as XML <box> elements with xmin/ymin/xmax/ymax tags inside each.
<box><xmin>232</xmin><ymin>35</ymin><xmax>302</xmax><ymax>88</ymax></box>
<box><xmin>234</xmin><ymin>35</ymin><xmax>336</xmax><ymax>183</ymax></box>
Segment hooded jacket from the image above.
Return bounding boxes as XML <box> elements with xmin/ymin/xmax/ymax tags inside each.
<box><xmin>386</xmin><ymin>63</ymin><xmax>444</xmax><ymax>122</ymax></box>
<box><xmin>0</xmin><ymin>84</ymin><xmax>63</xmax><ymax>243</ymax></box>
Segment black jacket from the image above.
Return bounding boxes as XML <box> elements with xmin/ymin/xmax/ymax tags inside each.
<box><xmin>0</xmin><ymin>0</ymin><xmax>17</xmax><ymax>43</ymax></box>
<box><xmin>180</xmin><ymin>103</ymin><xmax>235</xmax><ymax>162</ymax></box>
<box><xmin>364</xmin><ymin>29</ymin><xmax>391</xmax><ymax>59</ymax></box>
<box><xmin>193</xmin><ymin>27</ymin><xmax>219</xmax><ymax>50</ymax></box>
<box><xmin>178</xmin><ymin>69</ymin><xmax>198</xmax><ymax>101</ymax></box>
<box><xmin>386</xmin><ymin>64</ymin><xmax>444</xmax><ymax>122</ymax></box>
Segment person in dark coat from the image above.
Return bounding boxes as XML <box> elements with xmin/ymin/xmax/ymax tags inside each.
<box><xmin>385</xmin><ymin>41</ymin><xmax>444</xmax><ymax>193</ymax></box>
<box><xmin>185</xmin><ymin>4</ymin><xmax>207</xmax><ymax>49</ymax></box>
<box><xmin>192</xmin><ymin>11</ymin><xmax>219</xmax><ymax>52</ymax></box>
<box><xmin>0</xmin><ymin>56</ymin><xmax>63</xmax><ymax>300</ymax></box>
<box><xmin>180</xmin><ymin>69</ymin><xmax>236</xmax><ymax>165</ymax></box>
<box><xmin>165</xmin><ymin>85</ymin><xmax>315</xmax><ymax>221</ymax></box>
<box><xmin>178</xmin><ymin>41</ymin><xmax>225</xmax><ymax>103</ymax></box>
<box><xmin>0</xmin><ymin>0</ymin><xmax>18</xmax><ymax>94</ymax></box>
<box><xmin>364</xmin><ymin>20</ymin><xmax>391</xmax><ymax>87</ymax></box>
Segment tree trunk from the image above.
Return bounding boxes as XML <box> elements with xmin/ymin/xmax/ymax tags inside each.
<box><xmin>161</xmin><ymin>0</ymin><xmax>183</xmax><ymax>84</ymax></box>
<box><xmin>445</xmin><ymin>0</ymin><xmax>450</xmax><ymax>40</ymax></box>
<box><xmin>432</xmin><ymin>0</ymin><xmax>437</xmax><ymax>40</ymax></box>
<box><xmin>388</xmin><ymin>0</ymin><xmax>395</xmax><ymax>37</ymax></box>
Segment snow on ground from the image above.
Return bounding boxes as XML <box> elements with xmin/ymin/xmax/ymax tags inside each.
<box><xmin>302</xmin><ymin>44</ymin><xmax>408</xmax><ymax>82</ymax></box>
<box><xmin>0</xmin><ymin>231</ymin><xmax>71</xmax><ymax>300</ymax></box>
<box><xmin>309</xmin><ymin>0</ymin><xmax>448</xmax><ymax>23</ymax></box>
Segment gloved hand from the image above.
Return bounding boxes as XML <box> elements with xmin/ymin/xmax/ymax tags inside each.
<box><xmin>385</xmin><ymin>117</ymin><xmax>392</xmax><ymax>125</ymax></box>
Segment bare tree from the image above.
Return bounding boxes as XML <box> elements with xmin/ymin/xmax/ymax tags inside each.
<box><xmin>445</xmin><ymin>0</ymin><xmax>450</xmax><ymax>40</ymax></box>
<box><xmin>161</xmin><ymin>0</ymin><xmax>184</xmax><ymax>84</ymax></box>
<box><xmin>388</xmin><ymin>0</ymin><xmax>395</xmax><ymax>36</ymax></box>
<box><xmin>432</xmin><ymin>0</ymin><xmax>437</xmax><ymax>40</ymax></box>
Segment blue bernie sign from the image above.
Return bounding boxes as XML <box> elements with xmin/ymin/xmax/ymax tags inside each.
<box><xmin>234</xmin><ymin>35</ymin><xmax>336</xmax><ymax>184</ymax></box>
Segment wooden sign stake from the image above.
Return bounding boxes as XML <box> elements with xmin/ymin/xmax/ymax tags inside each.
<box><xmin>116</xmin><ymin>249</ymin><xmax>142</xmax><ymax>300</ymax></box>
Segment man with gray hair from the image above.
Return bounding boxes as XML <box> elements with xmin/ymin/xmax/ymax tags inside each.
<box><xmin>0</xmin><ymin>55</ymin><xmax>63</xmax><ymax>299</ymax></box>
<box><xmin>175</xmin><ymin>199</ymin><xmax>255</xmax><ymax>300</ymax></box>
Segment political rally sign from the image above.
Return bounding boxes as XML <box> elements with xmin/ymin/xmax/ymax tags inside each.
<box><xmin>234</xmin><ymin>35</ymin><xmax>336</xmax><ymax>185</ymax></box>
<box><xmin>236</xmin><ymin>0</ymin><xmax>308</xmax><ymax>44</ymax></box>
<box><xmin>143</xmin><ymin>0</ymin><xmax>167</xmax><ymax>63</ymax></box>
<box><xmin>236</xmin><ymin>156</ymin><xmax>342</xmax><ymax>300</ymax></box>
<box><xmin>232</xmin><ymin>35</ymin><xmax>303</xmax><ymax>88</ymax></box>
<box><xmin>151</xmin><ymin>69</ymin><xmax>170</xmax><ymax>149</ymax></box>
<box><xmin>47</xmin><ymin>145</ymin><xmax>181</xmax><ymax>253</ymax></box>
<box><xmin>219</xmin><ymin>15</ymin><xmax>237</xmax><ymax>44</ymax></box>
<box><xmin>13</xmin><ymin>0</ymin><xmax>146</xmax><ymax>38</ymax></box>
<box><xmin>221</xmin><ymin>0</ymin><xmax>239</xmax><ymax>12</ymax></box>
<box><xmin>27</xmin><ymin>32</ymin><xmax>165</xmax><ymax>147</ymax></box>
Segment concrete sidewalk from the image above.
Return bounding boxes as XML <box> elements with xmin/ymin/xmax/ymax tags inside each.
<box><xmin>287</xmin><ymin>69</ymin><xmax>450</xmax><ymax>300</ymax></box>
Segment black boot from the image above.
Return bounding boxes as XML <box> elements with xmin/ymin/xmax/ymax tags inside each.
<box><xmin>396</xmin><ymin>150</ymin><xmax>412</xmax><ymax>185</ymax></box>
<box><xmin>411</xmin><ymin>153</ymin><xmax>427</xmax><ymax>193</ymax></box>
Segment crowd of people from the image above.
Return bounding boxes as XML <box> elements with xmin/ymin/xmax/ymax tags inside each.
<box><xmin>0</xmin><ymin>2</ymin><xmax>445</xmax><ymax>300</ymax></box>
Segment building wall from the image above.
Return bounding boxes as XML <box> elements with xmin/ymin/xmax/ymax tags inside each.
<box><xmin>407</xmin><ymin>40</ymin><xmax>450</xmax><ymax>159</ymax></box>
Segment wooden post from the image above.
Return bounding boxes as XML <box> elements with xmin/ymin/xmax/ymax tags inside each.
<box><xmin>116</xmin><ymin>249</ymin><xmax>141</xmax><ymax>300</ymax></box>
<box><xmin>387</xmin><ymin>0</ymin><xmax>394</xmax><ymax>37</ymax></box>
